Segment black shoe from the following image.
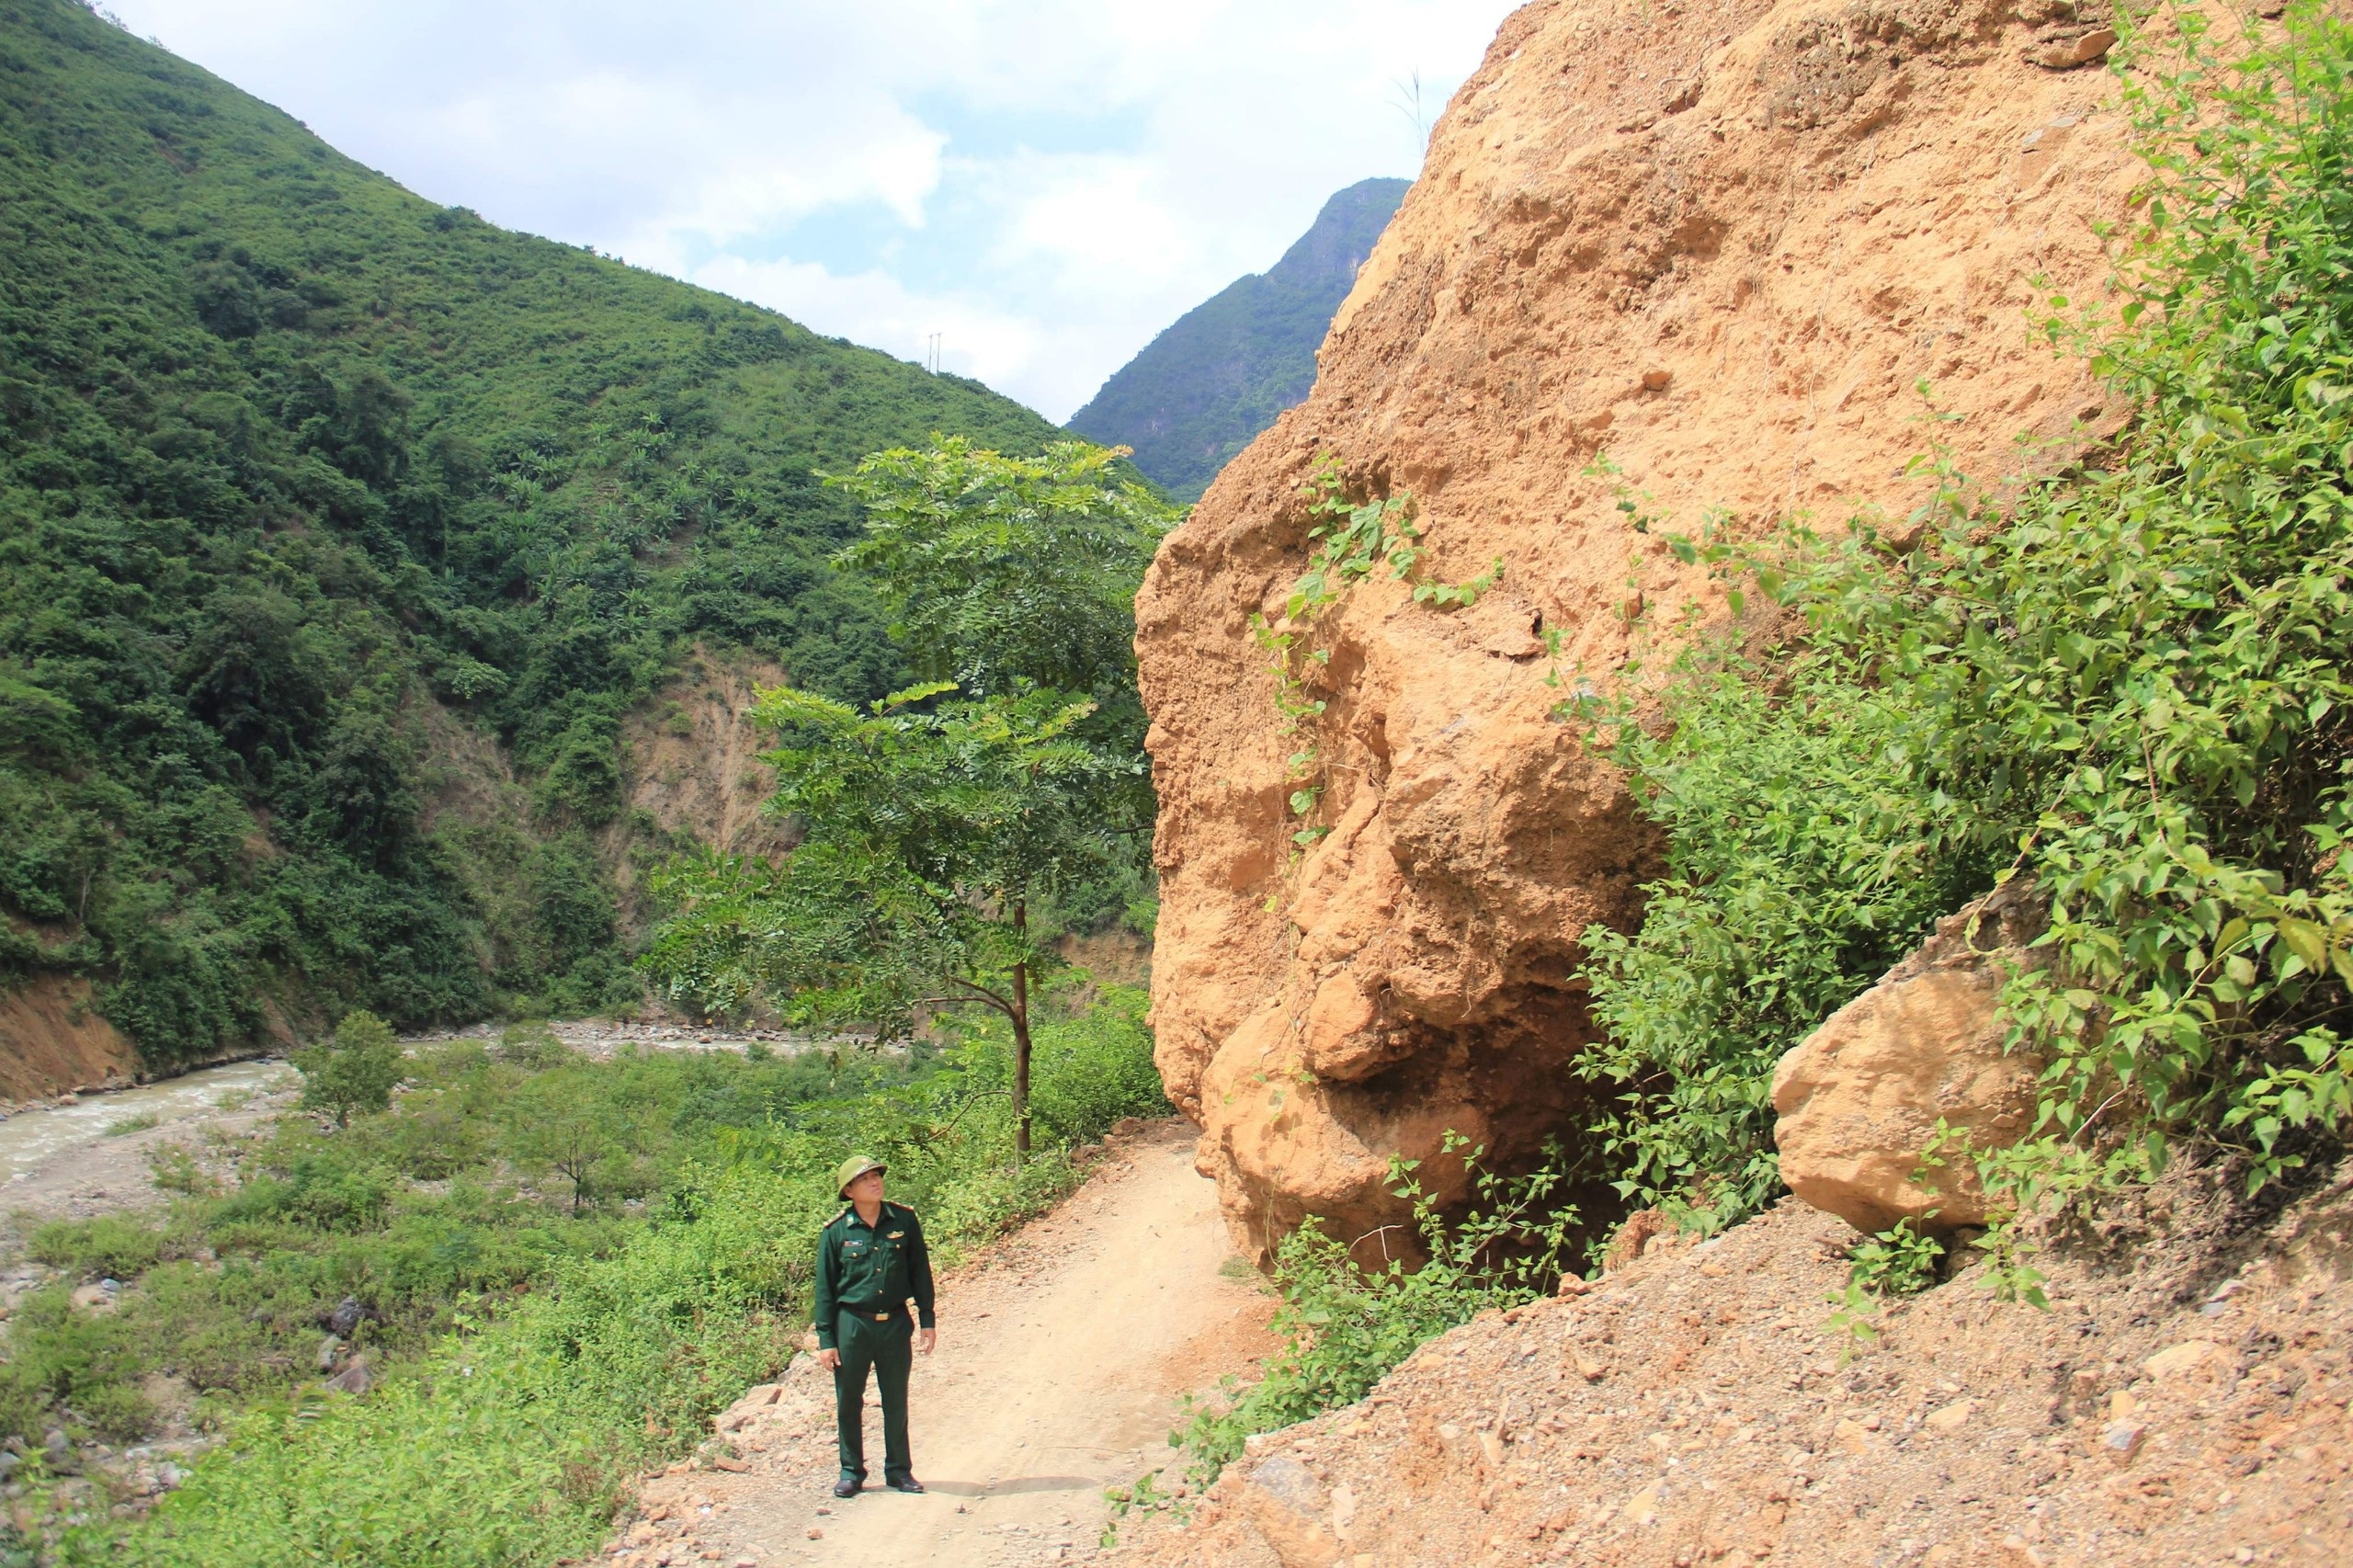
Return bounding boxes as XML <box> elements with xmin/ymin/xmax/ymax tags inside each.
<box><xmin>885</xmin><ymin>1474</ymin><xmax>925</xmax><ymax>1494</ymax></box>
<box><xmin>834</xmin><ymin>1474</ymin><xmax>862</xmax><ymax>1498</ymax></box>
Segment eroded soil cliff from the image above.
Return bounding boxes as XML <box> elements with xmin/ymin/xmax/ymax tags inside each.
<box><xmin>0</xmin><ymin>974</ymin><xmax>140</xmax><ymax>1103</ymax></box>
<box><xmin>1138</xmin><ymin>0</ymin><xmax>2144</xmax><ymax>1254</ymax></box>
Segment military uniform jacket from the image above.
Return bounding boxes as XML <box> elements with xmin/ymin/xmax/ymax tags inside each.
<box><xmin>813</xmin><ymin>1199</ymin><xmax>936</xmax><ymax>1349</ymax></box>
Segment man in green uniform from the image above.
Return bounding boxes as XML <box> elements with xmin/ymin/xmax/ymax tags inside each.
<box><xmin>813</xmin><ymin>1154</ymin><xmax>936</xmax><ymax>1498</ymax></box>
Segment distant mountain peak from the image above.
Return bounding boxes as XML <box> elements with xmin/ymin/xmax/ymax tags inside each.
<box><xmin>1068</xmin><ymin>177</ymin><xmax>1409</xmax><ymax>502</ymax></box>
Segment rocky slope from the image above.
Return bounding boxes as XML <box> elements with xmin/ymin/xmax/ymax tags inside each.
<box><xmin>1115</xmin><ymin>1154</ymin><xmax>2351</xmax><ymax>1568</ymax></box>
<box><xmin>1137</xmin><ymin>0</ymin><xmax>2144</xmax><ymax>1256</ymax></box>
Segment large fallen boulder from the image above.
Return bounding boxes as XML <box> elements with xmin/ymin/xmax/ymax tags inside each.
<box><xmin>1138</xmin><ymin>0</ymin><xmax>2144</xmax><ymax>1256</ymax></box>
<box><xmin>1770</xmin><ymin>879</ymin><xmax>2050</xmax><ymax>1233</ymax></box>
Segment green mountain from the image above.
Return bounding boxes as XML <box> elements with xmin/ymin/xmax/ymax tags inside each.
<box><xmin>0</xmin><ymin>0</ymin><xmax>1062</xmax><ymax>1067</ymax></box>
<box><xmin>1066</xmin><ymin>176</ymin><xmax>1408</xmax><ymax>501</ymax></box>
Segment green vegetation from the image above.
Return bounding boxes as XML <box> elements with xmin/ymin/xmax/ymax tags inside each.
<box><xmin>1570</xmin><ymin>4</ymin><xmax>2353</xmax><ymax>1267</ymax></box>
<box><xmin>1067</xmin><ymin>178</ymin><xmax>1409</xmax><ymax>501</ymax></box>
<box><xmin>0</xmin><ymin>0</ymin><xmax>1062</xmax><ymax>1065</ymax></box>
<box><xmin>1568</xmin><ymin>622</ymin><xmax>1986</xmax><ymax>1233</ymax></box>
<box><xmin>0</xmin><ymin>994</ymin><xmax>1163</xmax><ymax>1563</ymax></box>
<box><xmin>1824</xmin><ymin>1221</ymin><xmax>1949</xmax><ymax>1347</ymax></box>
<box><xmin>290</xmin><ymin>1008</ymin><xmax>401</xmax><ymax>1128</ymax></box>
<box><xmin>644</xmin><ymin>440</ymin><xmax>1174</xmax><ymax>1153</ymax></box>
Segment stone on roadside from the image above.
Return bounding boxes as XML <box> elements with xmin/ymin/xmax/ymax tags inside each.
<box><xmin>1925</xmin><ymin>1399</ymin><xmax>1973</xmax><ymax>1432</ymax></box>
<box><xmin>323</xmin><ymin>1357</ymin><xmax>371</xmax><ymax>1395</ymax></box>
<box><xmin>2143</xmin><ymin>1339</ymin><xmax>2220</xmax><ymax>1381</ymax></box>
<box><xmin>2103</xmin><ymin>1420</ymin><xmax>2147</xmax><ymax>1463</ymax></box>
<box><xmin>1238</xmin><ymin>1453</ymin><xmax>1341</xmax><ymax>1568</ymax></box>
<box><xmin>1771</xmin><ymin>881</ymin><xmax>2048</xmax><ymax>1233</ymax></box>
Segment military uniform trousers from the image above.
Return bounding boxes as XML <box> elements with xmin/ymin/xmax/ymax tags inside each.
<box><xmin>831</xmin><ymin>1307</ymin><xmax>914</xmax><ymax>1482</ymax></box>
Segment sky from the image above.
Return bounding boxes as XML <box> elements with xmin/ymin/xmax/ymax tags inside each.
<box><xmin>103</xmin><ymin>1</ymin><xmax>1524</xmax><ymax>422</ymax></box>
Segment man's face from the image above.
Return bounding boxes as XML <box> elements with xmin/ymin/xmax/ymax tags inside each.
<box><xmin>846</xmin><ymin>1169</ymin><xmax>885</xmax><ymax>1206</ymax></box>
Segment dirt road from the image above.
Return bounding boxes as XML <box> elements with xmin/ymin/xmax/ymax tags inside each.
<box><xmin>613</xmin><ymin>1119</ymin><xmax>1277</xmax><ymax>1568</ymax></box>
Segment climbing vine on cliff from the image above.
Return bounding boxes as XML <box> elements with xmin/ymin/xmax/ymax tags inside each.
<box><xmin>1571</xmin><ymin>2</ymin><xmax>2353</xmax><ymax>1249</ymax></box>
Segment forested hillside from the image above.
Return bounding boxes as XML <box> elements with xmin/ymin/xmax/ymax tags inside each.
<box><xmin>1066</xmin><ymin>176</ymin><xmax>1405</xmax><ymax>500</ymax></box>
<box><xmin>0</xmin><ymin>0</ymin><xmax>1063</xmax><ymax>1068</ymax></box>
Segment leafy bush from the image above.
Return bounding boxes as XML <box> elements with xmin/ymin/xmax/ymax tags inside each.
<box><xmin>1573</xmin><ymin>644</ymin><xmax>1989</xmax><ymax>1233</ymax></box>
<box><xmin>492</xmin><ymin>1020</ymin><xmax>573</xmax><ymax>1070</ymax></box>
<box><xmin>28</xmin><ymin>1217</ymin><xmax>165</xmax><ymax>1281</ymax></box>
<box><xmin>1017</xmin><ymin>984</ymin><xmax>1169</xmax><ymax>1145</ymax></box>
<box><xmin>72</xmin><ymin>1381</ymin><xmax>156</xmax><ymax>1446</ymax></box>
<box><xmin>1566</xmin><ymin>4</ymin><xmax>2353</xmax><ymax>1258</ymax></box>
<box><xmin>290</xmin><ymin>1010</ymin><xmax>404</xmax><ymax>1128</ymax></box>
<box><xmin>0</xmin><ymin>1287</ymin><xmax>146</xmax><ymax>1443</ymax></box>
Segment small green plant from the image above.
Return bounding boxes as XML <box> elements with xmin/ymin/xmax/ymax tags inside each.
<box><xmin>291</xmin><ymin>1011</ymin><xmax>404</xmax><ymax>1130</ymax></box>
<box><xmin>1412</xmin><ymin>555</ymin><xmax>1504</xmax><ymax>609</ymax></box>
<box><xmin>1824</xmin><ymin>1221</ymin><xmax>1945</xmax><ymax>1347</ymax></box>
<box><xmin>102</xmin><ymin>1112</ymin><xmax>159</xmax><ymax>1137</ymax></box>
<box><xmin>1848</xmin><ymin>1221</ymin><xmax>1943</xmax><ymax>1297</ymax></box>
<box><xmin>1288</xmin><ymin>457</ymin><xmax>1501</xmax><ymax>621</ymax></box>
<box><xmin>1174</xmin><ymin>1132</ymin><xmax>1578</xmax><ymax>1482</ymax></box>
<box><xmin>1102</xmin><ymin>1467</ymin><xmax>1188</xmax><ymax>1546</ymax></box>
<box><xmin>145</xmin><ymin>1142</ymin><xmax>219</xmax><ymax>1199</ymax></box>
<box><xmin>28</xmin><ymin>1216</ymin><xmax>165</xmax><ymax>1280</ymax></box>
<box><xmin>493</xmin><ymin>1020</ymin><xmax>573</xmax><ymax>1070</ymax></box>
<box><xmin>1248</xmin><ymin>614</ymin><xmax>1334</xmax><ymax>855</ymax></box>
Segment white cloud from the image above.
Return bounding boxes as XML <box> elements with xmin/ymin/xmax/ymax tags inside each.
<box><xmin>688</xmin><ymin>254</ymin><xmax>1046</xmax><ymax>387</ymax></box>
<box><xmin>108</xmin><ymin>0</ymin><xmax>1523</xmax><ymax>419</ymax></box>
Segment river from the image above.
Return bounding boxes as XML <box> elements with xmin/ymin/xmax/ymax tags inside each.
<box><xmin>0</xmin><ymin>1059</ymin><xmax>292</xmax><ymax>1190</ymax></box>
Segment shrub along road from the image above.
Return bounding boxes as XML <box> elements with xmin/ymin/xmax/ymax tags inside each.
<box><xmin>608</xmin><ymin>1119</ymin><xmax>1278</xmax><ymax>1568</ymax></box>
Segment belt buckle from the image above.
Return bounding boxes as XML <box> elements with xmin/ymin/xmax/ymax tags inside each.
<box><xmin>872</xmin><ymin>1312</ymin><xmax>888</xmax><ymax>1321</ymax></box>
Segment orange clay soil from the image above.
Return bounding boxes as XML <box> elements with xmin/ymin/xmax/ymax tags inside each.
<box><xmin>1112</xmin><ymin>1153</ymin><xmax>2351</xmax><ymax>1568</ymax></box>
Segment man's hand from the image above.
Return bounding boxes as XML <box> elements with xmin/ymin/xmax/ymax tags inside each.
<box><xmin>814</xmin><ymin>1346</ymin><xmax>840</xmax><ymax>1370</ymax></box>
<box><xmin>916</xmin><ymin>1327</ymin><xmax>937</xmax><ymax>1356</ymax></box>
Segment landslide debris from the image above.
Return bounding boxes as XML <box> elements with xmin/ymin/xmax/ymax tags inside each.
<box><xmin>1116</xmin><ymin>1156</ymin><xmax>2353</xmax><ymax>1567</ymax></box>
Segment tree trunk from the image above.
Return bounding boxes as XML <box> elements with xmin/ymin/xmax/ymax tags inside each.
<box><xmin>1012</xmin><ymin>899</ymin><xmax>1032</xmax><ymax>1160</ymax></box>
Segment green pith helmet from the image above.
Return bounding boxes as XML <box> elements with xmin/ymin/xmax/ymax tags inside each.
<box><xmin>835</xmin><ymin>1154</ymin><xmax>887</xmax><ymax>1198</ymax></box>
